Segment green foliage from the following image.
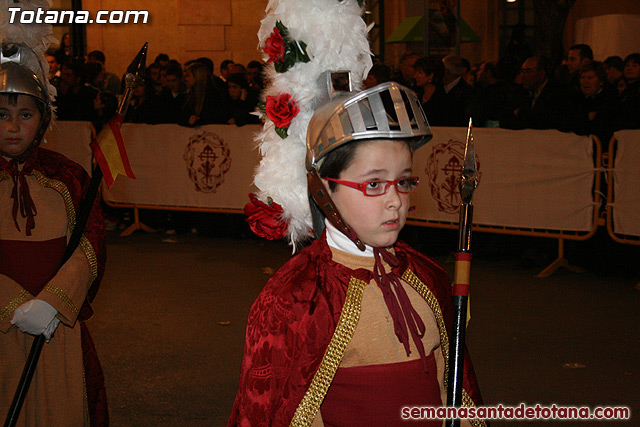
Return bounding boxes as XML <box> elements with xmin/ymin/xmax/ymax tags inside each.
<box><xmin>273</xmin><ymin>21</ymin><xmax>311</xmax><ymax>73</ymax></box>
<box><xmin>275</xmin><ymin>127</ymin><xmax>289</xmax><ymax>139</ymax></box>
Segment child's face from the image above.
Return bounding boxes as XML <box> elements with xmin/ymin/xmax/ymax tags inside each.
<box><xmin>325</xmin><ymin>139</ymin><xmax>413</xmax><ymax>248</ymax></box>
<box><xmin>0</xmin><ymin>95</ymin><xmax>42</xmax><ymax>158</ymax></box>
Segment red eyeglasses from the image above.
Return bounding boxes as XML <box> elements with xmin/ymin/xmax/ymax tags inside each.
<box><xmin>323</xmin><ymin>176</ymin><xmax>420</xmax><ymax>197</ymax></box>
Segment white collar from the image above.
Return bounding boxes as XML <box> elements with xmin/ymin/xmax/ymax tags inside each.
<box><xmin>325</xmin><ymin>219</ymin><xmax>374</xmax><ymax>257</ymax></box>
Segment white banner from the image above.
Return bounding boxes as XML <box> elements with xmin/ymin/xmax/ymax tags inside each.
<box><xmin>410</xmin><ymin>127</ymin><xmax>596</xmax><ymax>232</ymax></box>
<box><xmin>47</xmin><ymin>123</ymin><xmax>597</xmax><ymax>233</ymax></box>
<box><xmin>43</xmin><ymin>121</ymin><xmax>94</xmax><ymax>174</ymax></box>
<box><xmin>102</xmin><ymin>124</ymin><xmax>262</xmax><ymax>211</ymax></box>
<box><xmin>611</xmin><ymin>130</ymin><xmax>640</xmax><ymax>237</ymax></box>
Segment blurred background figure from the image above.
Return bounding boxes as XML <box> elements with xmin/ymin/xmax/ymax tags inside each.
<box><xmin>364</xmin><ymin>63</ymin><xmax>391</xmax><ymax>89</ymax></box>
<box><xmin>88</xmin><ymin>50</ymin><xmax>121</xmax><ymax>94</ymax></box>
<box><xmin>392</xmin><ymin>52</ymin><xmax>419</xmax><ymax>90</ymax></box>
<box><xmin>413</xmin><ymin>56</ymin><xmax>446</xmax><ymax>126</ymax></box>
<box><xmin>225</xmin><ymin>73</ymin><xmax>261</xmax><ymax>127</ymax></box>
<box><xmin>179</xmin><ymin>61</ymin><xmax>226</xmax><ymax>126</ymax></box>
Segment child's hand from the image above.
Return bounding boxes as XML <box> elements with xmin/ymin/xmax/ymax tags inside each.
<box><xmin>11</xmin><ymin>300</ymin><xmax>60</xmax><ymax>341</ymax></box>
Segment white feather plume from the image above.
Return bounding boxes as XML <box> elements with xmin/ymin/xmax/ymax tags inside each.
<box><xmin>0</xmin><ymin>0</ymin><xmax>57</xmax><ymax>105</ymax></box>
<box><xmin>254</xmin><ymin>0</ymin><xmax>372</xmax><ymax>248</ymax></box>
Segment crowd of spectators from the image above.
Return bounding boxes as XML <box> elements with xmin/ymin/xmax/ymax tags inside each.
<box><xmin>47</xmin><ymin>49</ymin><xmax>264</xmax><ymax>133</ymax></box>
<box><xmin>368</xmin><ymin>44</ymin><xmax>640</xmax><ymax>148</ymax></box>
<box><xmin>47</xmin><ymin>42</ymin><xmax>639</xmax><ymax>148</ymax></box>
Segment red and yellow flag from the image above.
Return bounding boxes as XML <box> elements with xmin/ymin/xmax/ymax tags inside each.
<box><xmin>90</xmin><ymin>113</ymin><xmax>135</xmax><ymax>188</ymax></box>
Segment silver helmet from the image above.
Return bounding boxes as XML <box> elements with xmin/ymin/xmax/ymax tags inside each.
<box><xmin>306</xmin><ymin>81</ymin><xmax>432</xmax><ymax>170</ymax></box>
<box><xmin>306</xmin><ymin>76</ymin><xmax>432</xmax><ymax>249</ymax></box>
<box><xmin>0</xmin><ymin>43</ymin><xmax>52</xmax><ymax>153</ymax></box>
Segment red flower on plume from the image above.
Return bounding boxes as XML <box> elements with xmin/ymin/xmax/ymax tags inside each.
<box><xmin>244</xmin><ymin>193</ymin><xmax>288</xmax><ymax>240</ymax></box>
<box><xmin>264</xmin><ymin>27</ymin><xmax>286</xmax><ymax>63</ymax></box>
<box><xmin>265</xmin><ymin>93</ymin><xmax>299</xmax><ymax>130</ymax></box>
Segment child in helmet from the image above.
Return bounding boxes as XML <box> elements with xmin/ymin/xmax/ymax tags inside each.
<box><xmin>0</xmin><ymin>47</ymin><xmax>107</xmax><ymax>426</ymax></box>
<box><xmin>229</xmin><ymin>82</ymin><xmax>485</xmax><ymax>427</ymax></box>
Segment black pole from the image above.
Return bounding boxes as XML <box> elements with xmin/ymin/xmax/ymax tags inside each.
<box><xmin>3</xmin><ymin>335</ymin><xmax>45</xmax><ymax>427</ymax></box>
<box><xmin>445</xmin><ymin>120</ymin><xmax>477</xmax><ymax>426</ymax></box>
<box><xmin>445</xmin><ymin>203</ymin><xmax>473</xmax><ymax>427</ymax></box>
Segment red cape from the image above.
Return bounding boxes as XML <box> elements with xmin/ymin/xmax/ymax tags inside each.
<box><xmin>228</xmin><ymin>236</ymin><xmax>483</xmax><ymax>426</ymax></box>
<box><xmin>1</xmin><ymin>147</ymin><xmax>108</xmax><ymax>426</ymax></box>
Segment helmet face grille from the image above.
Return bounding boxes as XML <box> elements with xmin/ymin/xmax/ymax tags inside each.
<box><xmin>307</xmin><ymin>82</ymin><xmax>432</xmax><ymax>169</ymax></box>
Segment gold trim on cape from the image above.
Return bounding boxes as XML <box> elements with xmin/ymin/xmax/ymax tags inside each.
<box><xmin>403</xmin><ymin>269</ymin><xmax>487</xmax><ymax>427</ymax></box>
<box><xmin>32</xmin><ymin>170</ymin><xmax>99</xmax><ymax>286</ymax></box>
<box><xmin>290</xmin><ymin>277</ymin><xmax>367</xmax><ymax>427</ymax></box>
<box><xmin>289</xmin><ymin>268</ymin><xmax>486</xmax><ymax>427</ymax></box>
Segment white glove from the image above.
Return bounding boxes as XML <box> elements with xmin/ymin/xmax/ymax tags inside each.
<box><xmin>11</xmin><ymin>299</ymin><xmax>60</xmax><ymax>341</ymax></box>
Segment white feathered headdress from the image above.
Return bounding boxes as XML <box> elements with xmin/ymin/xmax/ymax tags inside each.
<box><xmin>247</xmin><ymin>0</ymin><xmax>372</xmax><ymax>249</ymax></box>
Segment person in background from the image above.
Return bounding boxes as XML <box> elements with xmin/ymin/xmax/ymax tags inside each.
<box><xmin>440</xmin><ymin>54</ymin><xmax>475</xmax><ymax>126</ymax></box>
<box><xmin>154</xmin><ymin>53</ymin><xmax>170</xmax><ymax>68</ymax></box>
<box><xmin>54</xmin><ymin>32</ymin><xmax>72</xmax><ymax>63</ymax></box>
<box><xmin>179</xmin><ymin>61</ymin><xmax>226</xmax><ymax>126</ymax></box>
<box><xmin>413</xmin><ymin>56</ymin><xmax>447</xmax><ymax>126</ymax></box>
<box><xmin>364</xmin><ymin>63</ymin><xmax>391</xmax><ymax>89</ymax></box>
<box><xmin>616</xmin><ymin>52</ymin><xmax>640</xmax><ymax>130</ymax></box>
<box><xmin>45</xmin><ymin>49</ymin><xmax>62</xmax><ymax>88</ymax></box>
<box><xmin>246</xmin><ymin>60</ymin><xmax>266</xmax><ymax>91</ymax></box>
<box><xmin>84</xmin><ymin>61</ymin><xmax>104</xmax><ymax>93</ymax></box>
<box><xmin>603</xmin><ymin>56</ymin><xmax>624</xmax><ymax>90</ymax></box>
<box><xmin>146</xmin><ymin>62</ymin><xmax>163</xmax><ymax>96</ymax></box>
<box><xmin>501</xmin><ymin>56</ymin><xmax>575</xmax><ymax>132</ymax></box>
<box><xmin>572</xmin><ymin>61</ymin><xmax>620</xmax><ymax>147</ymax></box>
<box><xmin>393</xmin><ymin>52</ymin><xmax>420</xmax><ymax>90</ymax></box>
<box><xmin>87</xmin><ymin>50</ymin><xmax>121</xmax><ymax>94</ymax></box>
<box><xmin>461</xmin><ymin>57</ymin><xmax>476</xmax><ymax>88</ymax></box>
<box><xmin>219</xmin><ymin>59</ymin><xmax>234</xmax><ymax>85</ymax></box>
<box><xmin>559</xmin><ymin>43</ymin><xmax>593</xmax><ymax>97</ymax></box>
<box><xmin>55</xmin><ymin>61</ymin><xmax>98</xmax><ymax>122</ymax></box>
<box><xmin>467</xmin><ymin>60</ymin><xmax>522</xmax><ymax>128</ymax></box>
<box><xmin>225</xmin><ymin>73</ymin><xmax>261</xmax><ymax>126</ymax></box>
<box><xmin>155</xmin><ymin>62</ymin><xmax>185</xmax><ymax>124</ymax></box>
<box><xmin>126</xmin><ymin>80</ymin><xmax>155</xmax><ymax>124</ymax></box>
<box><xmin>92</xmin><ymin>90</ymin><xmax>118</xmax><ymax>134</ymax></box>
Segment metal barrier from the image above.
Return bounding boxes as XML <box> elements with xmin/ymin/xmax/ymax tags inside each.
<box><xmin>45</xmin><ymin>122</ymin><xmax>635</xmax><ymax>277</ymax></box>
<box><xmin>606</xmin><ymin>131</ymin><xmax>640</xmax><ymax>246</ymax></box>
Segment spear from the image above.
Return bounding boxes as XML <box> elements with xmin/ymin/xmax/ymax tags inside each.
<box><xmin>445</xmin><ymin>118</ymin><xmax>478</xmax><ymax>427</ymax></box>
<box><xmin>4</xmin><ymin>42</ymin><xmax>148</xmax><ymax>427</ymax></box>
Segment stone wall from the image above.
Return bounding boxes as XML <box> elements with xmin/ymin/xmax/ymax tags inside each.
<box><xmin>83</xmin><ymin>0</ymin><xmax>267</xmax><ymax>77</ymax></box>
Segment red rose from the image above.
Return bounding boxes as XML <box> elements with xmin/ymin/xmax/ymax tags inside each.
<box><xmin>244</xmin><ymin>193</ymin><xmax>288</xmax><ymax>240</ymax></box>
<box><xmin>265</xmin><ymin>93</ymin><xmax>299</xmax><ymax>129</ymax></box>
<box><xmin>264</xmin><ymin>27</ymin><xmax>286</xmax><ymax>63</ymax></box>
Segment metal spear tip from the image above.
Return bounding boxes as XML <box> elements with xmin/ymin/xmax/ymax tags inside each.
<box><xmin>126</xmin><ymin>42</ymin><xmax>148</xmax><ymax>77</ymax></box>
<box><xmin>459</xmin><ymin>118</ymin><xmax>478</xmax><ymax>204</ymax></box>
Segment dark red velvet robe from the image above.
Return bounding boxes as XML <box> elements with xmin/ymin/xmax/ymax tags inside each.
<box><xmin>228</xmin><ymin>235</ymin><xmax>483</xmax><ymax>427</ymax></box>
